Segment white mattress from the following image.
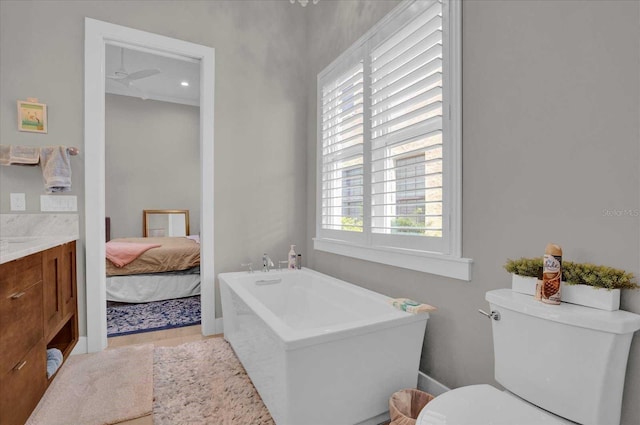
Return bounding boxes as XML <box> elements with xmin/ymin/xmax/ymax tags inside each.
<box><xmin>106</xmin><ymin>273</ymin><xmax>201</xmax><ymax>303</ymax></box>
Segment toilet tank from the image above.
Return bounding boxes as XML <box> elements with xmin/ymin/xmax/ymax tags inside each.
<box><xmin>486</xmin><ymin>289</ymin><xmax>640</xmax><ymax>425</ymax></box>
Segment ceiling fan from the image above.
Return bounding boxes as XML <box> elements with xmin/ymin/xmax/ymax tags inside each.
<box><xmin>107</xmin><ymin>47</ymin><xmax>161</xmax><ymax>89</ymax></box>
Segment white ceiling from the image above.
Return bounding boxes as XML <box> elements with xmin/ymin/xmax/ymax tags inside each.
<box><xmin>105</xmin><ymin>44</ymin><xmax>200</xmax><ymax>106</ymax></box>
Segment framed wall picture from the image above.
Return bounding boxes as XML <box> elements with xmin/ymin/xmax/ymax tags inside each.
<box><xmin>17</xmin><ymin>99</ymin><xmax>47</xmax><ymax>133</ymax></box>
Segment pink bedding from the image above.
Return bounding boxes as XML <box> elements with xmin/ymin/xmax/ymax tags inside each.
<box><xmin>106</xmin><ymin>241</ymin><xmax>161</xmax><ymax>267</ymax></box>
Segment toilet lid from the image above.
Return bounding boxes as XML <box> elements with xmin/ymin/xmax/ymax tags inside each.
<box><xmin>416</xmin><ymin>385</ymin><xmax>569</xmax><ymax>425</ymax></box>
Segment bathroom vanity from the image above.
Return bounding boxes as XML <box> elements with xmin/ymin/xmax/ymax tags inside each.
<box><xmin>0</xmin><ymin>239</ymin><xmax>78</xmax><ymax>425</ymax></box>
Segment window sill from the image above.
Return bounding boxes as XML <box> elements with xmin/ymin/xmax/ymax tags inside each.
<box><xmin>313</xmin><ymin>237</ymin><xmax>473</xmax><ymax>281</ymax></box>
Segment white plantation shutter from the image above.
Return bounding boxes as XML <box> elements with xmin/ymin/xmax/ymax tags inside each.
<box><xmin>320</xmin><ymin>61</ymin><xmax>365</xmax><ymax>236</ymax></box>
<box><xmin>316</xmin><ymin>0</ymin><xmax>466</xmax><ymax>278</ymax></box>
<box><xmin>370</xmin><ymin>0</ymin><xmax>445</xmax><ymax>252</ymax></box>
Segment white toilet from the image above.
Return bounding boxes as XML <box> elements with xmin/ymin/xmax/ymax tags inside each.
<box><xmin>416</xmin><ymin>288</ymin><xmax>640</xmax><ymax>425</ymax></box>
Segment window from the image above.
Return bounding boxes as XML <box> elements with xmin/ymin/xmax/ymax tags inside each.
<box><xmin>315</xmin><ymin>0</ymin><xmax>471</xmax><ymax>280</ymax></box>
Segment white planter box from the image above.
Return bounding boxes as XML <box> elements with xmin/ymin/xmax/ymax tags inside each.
<box><xmin>511</xmin><ymin>274</ymin><xmax>537</xmax><ymax>296</ymax></box>
<box><xmin>510</xmin><ymin>274</ymin><xmax>620</xmax><ymax>311</ymax></box>
<box><xmin>561</xmin><ymin>282</ymin><xmax>620</xmax><ymax>311</ymax></box>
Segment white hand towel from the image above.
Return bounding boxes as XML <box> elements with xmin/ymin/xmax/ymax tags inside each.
<box><xmin>9</xmin><ymin>145</ymin><xmax>40</xmax><ymax>165</ymax></box>
<box><xmin>40</xmin><ymin>146</ymin><xmax>72</xmax><ymax>193</ymax></box>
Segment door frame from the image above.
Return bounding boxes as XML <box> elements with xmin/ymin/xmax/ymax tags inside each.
<box><xmin>84</xmin><ymin>18</ymin><xmax>216</xmax><ymax>352</ymax></box>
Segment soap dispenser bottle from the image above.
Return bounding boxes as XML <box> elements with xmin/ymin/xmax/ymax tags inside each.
<box><xmin>288</xmin><ymin>245</ymin><xmax>296</xmax><ymax>270</ymax></box>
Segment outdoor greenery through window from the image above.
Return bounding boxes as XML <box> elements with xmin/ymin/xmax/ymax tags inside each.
<box><xmin>316</xmin><ymin>0</ymin><xmax>465</xmax><ymax>277</ymax></box>
<box><xmin>341</xmin><ymin>166</ymin><xmax>364</xmax><ymax>231</ymax></box>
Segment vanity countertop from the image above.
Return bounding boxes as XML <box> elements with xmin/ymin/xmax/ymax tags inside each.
<box><xmin>0</xmin><ymin>235</ymin><xmax>78</xmax><ymax>265</ymax></box>
<box><xmin>0</xmin><ymin>214</ymin><xmax>80</xmax><ymax>265</ymax></box>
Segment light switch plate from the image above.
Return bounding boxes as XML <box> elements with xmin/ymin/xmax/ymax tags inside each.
<box><xmin>40</xmin><ymin>195</ymin><xmax>77</xmax><ymax>212</ymax></box>
<box><xmin>10</xmin><ymin>193</ymin><xmax>26</xmax><ymax>211</ymax></box>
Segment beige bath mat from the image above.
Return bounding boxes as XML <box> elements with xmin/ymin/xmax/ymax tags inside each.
<box><xmin>153</xmin><ymin>338</ymin><xmax>274</xmax><ymax>425</ymax></box>
<box><xmin>26</xmin><ymin>344</ymin><xmax>153</xmax><ymax>425</ymax></box>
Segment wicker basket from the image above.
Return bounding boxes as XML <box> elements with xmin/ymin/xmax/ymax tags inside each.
<box><xmin>389</xmin><ymin>388</ymin><xmax>434</xmax><ymax>425</ymax></box>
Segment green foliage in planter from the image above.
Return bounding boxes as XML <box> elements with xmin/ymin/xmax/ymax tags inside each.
<box><xmin>504</xmin><ymin>257</ymin><xmax>638</xmax><ymax>290</ymax></box>
<box><xmin>562</xmin><ymin>262</ymin><xmax>638</xmax><ymax>290</ymax></box>
<box><xmin>504</xmin><ymin>257</ymin><xmax>543</xmax><ymax>278</ymax></box>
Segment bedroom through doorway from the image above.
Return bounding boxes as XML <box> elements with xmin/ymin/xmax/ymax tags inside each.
<box><xmin>85</xmin><ymin>18</ymin><xmax>215</xmax><ymax>353</ymax></box>
<box><xmin>104</xmin><ymin>45</ymin><xmax>203</xmax><ymax>337</ymax></box>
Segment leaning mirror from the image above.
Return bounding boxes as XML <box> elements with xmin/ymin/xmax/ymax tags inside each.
<box><xmin>143</xmin><ymin>209</ymin><xmax>190</xmax><ymax>237</ymax></box>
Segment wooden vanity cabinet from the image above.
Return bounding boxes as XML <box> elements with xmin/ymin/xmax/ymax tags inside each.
<box><xmin>43</xmin><ymin>241</ymin><xmax>77</xmax><ymax>342</ymax></box>
<box><xmin>0</xmin><ymin>241</ymin><xmax>78</xmax><ymax>425</ymax></box>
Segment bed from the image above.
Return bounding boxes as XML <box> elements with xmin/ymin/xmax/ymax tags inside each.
<box><xmin>105</xmin><ymin>236</ymin><xmax>201</xmax><ymax>303</ymax></box>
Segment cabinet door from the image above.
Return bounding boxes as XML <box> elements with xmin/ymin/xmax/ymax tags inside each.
<box><xmin>61</xmin><ymin>241</ymin><xmax>77</xmax><ymax>318</ymax></box>
<box><xmin>0</xmin><ymin>280</ymin><xmax>43</xmax><ymax>376</ymax></box>
<box><xmin>43</xmin><ymin>241</ymin><xmax>78</xmax><ymax>349</ymax></box>
<box><xmin>0</xmin><ymin>253</ymin><xmax>43</xmax><ymax>376</ymax></box>
<box><xmin>0</xmin><ymin>339</ymin><xmax>47</xmax><ymax>425</ymax></box>
<box><xmin>42</xmin><ymin>245</ymin><xmax>64</xmax><ymax>338</ymax></box>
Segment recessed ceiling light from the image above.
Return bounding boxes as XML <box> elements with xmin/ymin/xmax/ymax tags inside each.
<box><xmin>181</xmin><ymin>81</ymin><xmax>189</xmax><ymax>87</ymax></box>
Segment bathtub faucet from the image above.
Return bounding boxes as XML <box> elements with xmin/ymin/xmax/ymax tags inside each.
<box><xmin>262</xmin><ymin>254</ymin><xmax>274</xmax><ymax>272</ymax></box>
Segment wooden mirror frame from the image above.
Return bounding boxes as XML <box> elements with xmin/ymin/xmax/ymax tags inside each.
<box><xmin>143</xmin><ymin>209</ymin><xmax>190</xmax><ymax>237</ymax></box>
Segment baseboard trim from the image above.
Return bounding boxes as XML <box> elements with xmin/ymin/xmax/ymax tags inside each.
<box><xmin>418</xmin><ymin>371</ymin><xmax>450</xmax><ymax>397</ymax></box>
<box><xmin>71</xmin><ymin>336</ymin><xmax>88</xmax><ymax>355</ymax></box>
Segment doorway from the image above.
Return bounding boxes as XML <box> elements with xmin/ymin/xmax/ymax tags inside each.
<box><xmin>84</xmin><ymin>18</ymin><xmax>216</xmax><ymax>352</ymax></box>
<box><xmin>104</xmin><ymin>46</ymin><xmax>201</xmax><ymax>337</ymax></box>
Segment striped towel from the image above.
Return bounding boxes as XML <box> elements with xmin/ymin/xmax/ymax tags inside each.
<box><xmin>389</xmin><ymin>298</ymin><xmax>437</xmax><ymax>314</ymax></box>
<box><xmin>0</xmin><ymin>144</ymin><xmax>40</xmax><ymax>166</ymax></box>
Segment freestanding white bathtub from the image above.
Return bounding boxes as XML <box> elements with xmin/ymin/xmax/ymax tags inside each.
<box><xmin>219</xmin><ymin>268</ymin><xmax>428</xmax><ymax>425</ymax></box>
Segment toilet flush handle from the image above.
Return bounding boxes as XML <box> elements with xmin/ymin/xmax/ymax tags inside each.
<box><xmin>478</xmin><ymin>309</ymin><xmax>501</xmax><ymax>321</ymax></box>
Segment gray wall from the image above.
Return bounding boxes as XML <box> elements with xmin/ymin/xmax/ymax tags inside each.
<box><xmin>1</xmin><ymin>0</ymin><xmax>639</xmax><ymax>423</ymax></box>
<box><xmin>105</xmin><ymin>94</ymin><xmax>200</xmax><ymax>239</ymax></box>
<box><xmin>0</xmin><ymin>0</ymin><xmax>308</xmax><ymax>333</ymax></box>
<box><xmin>305</xmin><ymin>1</ymin><xmax>640</xmax><ymax>424</ymax></box>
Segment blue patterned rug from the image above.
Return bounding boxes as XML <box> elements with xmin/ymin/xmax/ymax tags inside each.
<box><xmin>107</xmin><ymin>296</ymin><xmax>201</xmax><ymax>337</ymax></box>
